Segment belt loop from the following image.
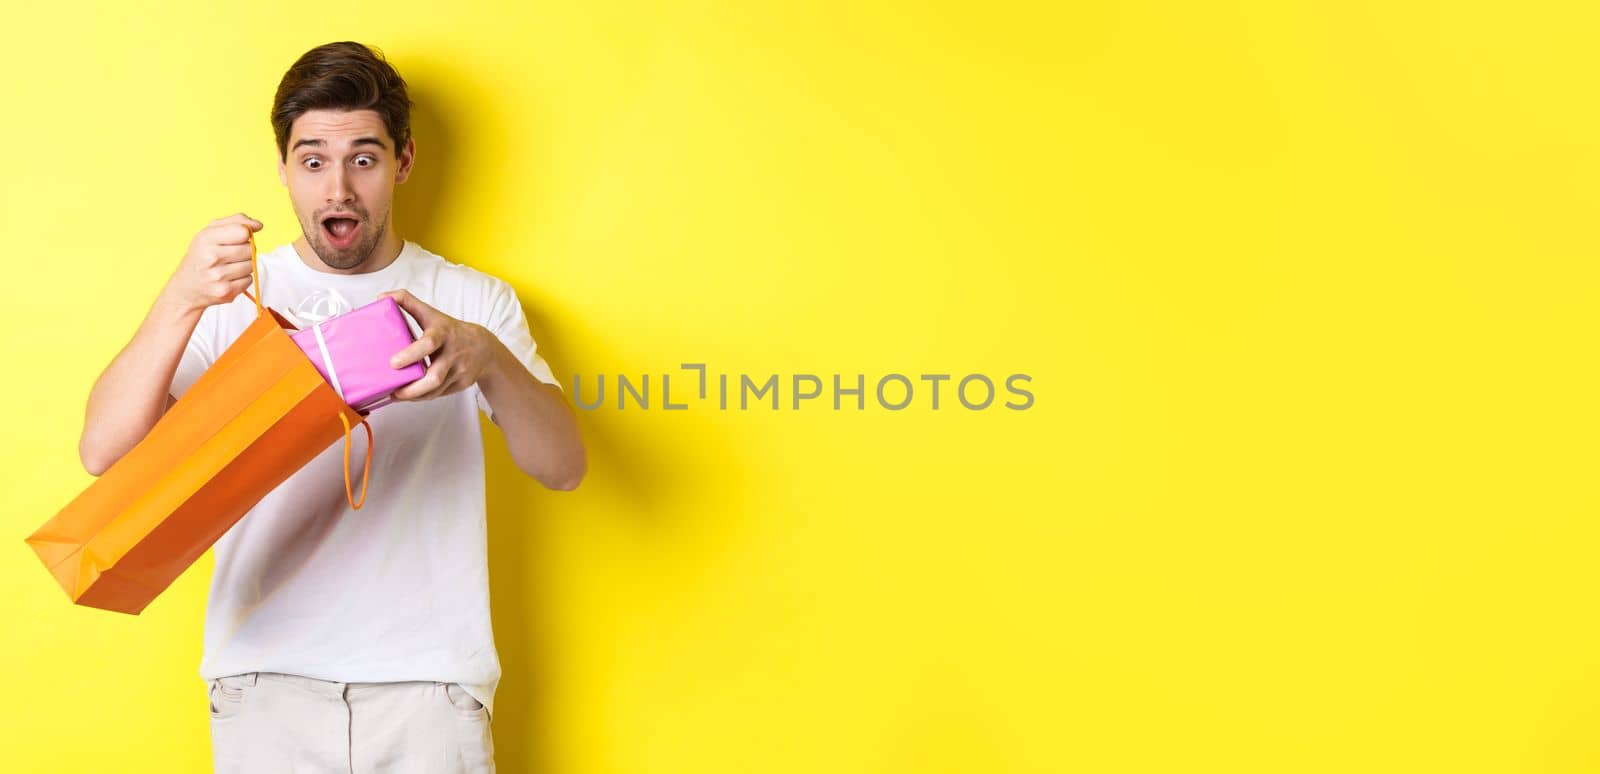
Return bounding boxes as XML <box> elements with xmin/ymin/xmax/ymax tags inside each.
<box><xmin>243</xmin><ymin>672</ymin><xmax>259</xmax><ymax>686</ymax></box>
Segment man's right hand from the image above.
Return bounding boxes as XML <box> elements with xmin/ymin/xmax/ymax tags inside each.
<box><xmin>163</xmin><ymin>213</ymin><xmax>263</xmax><ymax>316</ymax></box>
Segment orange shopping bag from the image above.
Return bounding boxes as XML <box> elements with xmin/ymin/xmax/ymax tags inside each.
<box><xmin>25</xmin><ymin>236</ymin><xmax>374</xmax><ymax>614</ymax></box>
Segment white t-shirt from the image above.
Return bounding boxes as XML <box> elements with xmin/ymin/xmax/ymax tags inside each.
<box><xmin>170</xmin><ymin>240</ymin><xmax>560</xmax><ymax>716</ymax></box>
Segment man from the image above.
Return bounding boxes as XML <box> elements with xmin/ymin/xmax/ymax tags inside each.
<box><xmin>76</xmin><ymin>41</ymin><xmax>585</xmax><ymax>773</ymax></box>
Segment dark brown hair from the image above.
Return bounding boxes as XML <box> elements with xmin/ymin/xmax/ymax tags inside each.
<box><xmin>271</xmin><ymin>42</ymin><xmax>411</xmax><ymax>161</ymax></box>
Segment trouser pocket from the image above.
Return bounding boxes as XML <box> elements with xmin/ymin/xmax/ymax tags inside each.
<box><xmin>208</xmin><ymin>673</ymin><xmax>256</xmax><ymax>721</ymax></box>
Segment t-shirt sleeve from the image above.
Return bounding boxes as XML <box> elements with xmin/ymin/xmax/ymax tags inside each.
<box><xmin>477</xmin><ymin>279</ymin><xmax>561</xmax><ymax>421</ymax></box>
<box><xmin>169</xmin><ymin>306</ymin><xmax>218</xmax><ymax>400</ymax></box>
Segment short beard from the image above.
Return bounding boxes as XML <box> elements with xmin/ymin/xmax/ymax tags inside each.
<box><xmin>307</xmin><ymin>209</ymin><xmax>388</xmax><ymax>271</ymax></box>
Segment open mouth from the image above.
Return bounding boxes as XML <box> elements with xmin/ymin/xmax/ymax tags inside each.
<box><xmin>321</xmin><ymin>216</ymin><xmax>361</xmax><ymax>248</ymax></box>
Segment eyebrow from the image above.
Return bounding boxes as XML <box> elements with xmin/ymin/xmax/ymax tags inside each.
<box><xmin>291</xmin><ymin>136</ymin><xmax>390</xmax><ymax>153</ymax></box>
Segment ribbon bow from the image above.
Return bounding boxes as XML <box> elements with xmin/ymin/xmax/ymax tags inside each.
<box><xmin>286</xmin><ymin>287</ymin><xmax>354</xmax><ymax>327</ymax></box>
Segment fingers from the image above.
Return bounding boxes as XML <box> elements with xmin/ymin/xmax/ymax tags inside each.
<box><xmin>379</xmin><ymin>289</ymin><xmax>440</xmax><ymax>327</ymax></box>
<box><xmin>205</xmin><ymin>224</ymin><xmax>257</xmax><ymax>247</ymax></box>
<box><xmin>210</xmin><ymin>242</ymin><xmax>255</xmax><ymax>266</ymax></box>
<box><xmin>216</xmin><ymin>274</ymin><xmax>255</xmax><ymax>303</ymax></box>
<box><xmin>393</xmin><ymin>365</ymin><xmax>446</xmax><ymax>401</ymax></box>
<box><xmin>394</xmin><ymin>356</ymin><xmax>447</xmax><ymax>398</ymax></box>
<box><xmin>215</xmin><ymin>259</ymin><xmax>255</xmax><ymax>282</ymax></box>
<box><xmin>205</xmin><ymin>215</ymin><xmax>263</xmax><ymax>246</ymax></box>
<box><xmin>411</xmin><ymin>375</ymin><xmax>468</xmax><ymax>402</ymax></box>
<box><xmin>397</xmin><ymin>369</ymin><xmax>468</xmax><ymax>402</ymax></box>
<box><xmin>389</xmin><ymin>330</ymin><xmax>442</xmax><ymax>369</ymax></box>
<box><xmin>210</xmin><ymin>213</ymin><xmax>264</xmax><ymax>232</ymax></box>
<box><xmin>170</xmin><ymin>214</ymin><xmax>262</xmax><ymax>314</ymax></box>
<box><xmin>191</xmin><ymin>221</ymin><xmax>258</xmax><ymax>274</ymax></box>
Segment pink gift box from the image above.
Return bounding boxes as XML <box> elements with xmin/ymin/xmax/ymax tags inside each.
<box><xmin>289</xmin><ymin>296</ymin><xmax>426</xmax><ymax>413</ymax></box>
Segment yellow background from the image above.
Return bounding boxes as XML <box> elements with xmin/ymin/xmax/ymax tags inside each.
<box><xmin>2</xmin><ymin>1</ymin><xmax>1596</xmax><ymax>772</ymax></box>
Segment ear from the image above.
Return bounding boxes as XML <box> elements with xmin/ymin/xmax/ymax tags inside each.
<box><xmin>395</xmin><ymin>137</ymin><xmax>416</xmax><ymax>185</ymax></box>
<box><xmin>277</xmin><ymin>146</ymin><xmax>288</xmax><ymax>186</ymax></box>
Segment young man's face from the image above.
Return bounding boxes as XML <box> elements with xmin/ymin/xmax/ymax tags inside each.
<box><xmin>278</xmin><ymin>108</ymin><xmax>414</xmax><ymax>270</ymax></box>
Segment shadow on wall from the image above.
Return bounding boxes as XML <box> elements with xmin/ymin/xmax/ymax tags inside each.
<box><xmin>393</xmin><ymin>72</ymin><xmax>457</xmax><ymax>260</ymax></box>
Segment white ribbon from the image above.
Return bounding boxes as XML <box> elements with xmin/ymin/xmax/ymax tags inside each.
<box><xmin>284</xmin><ymin>287</ymin><xmax>354</xmax><ymax>328</ymax></box>
<box><xmin>311</xmin><ymin>322</ymin><xmax>346</xmax><ymax>402</ymax></box>
<box><xmin>284</xmin><ymin>288</ymin><xmax>354</xmax><ymax>403</ymax></box>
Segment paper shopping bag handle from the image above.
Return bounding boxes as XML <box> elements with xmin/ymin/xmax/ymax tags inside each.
<box><xmin>240</xmin><ymin>232</ymin><xmax>265</xmax><ymax>315</ymax></box>
<box><xmin>337</xmin><ymin>413</ymin><xmax>375</xmax><ymax>510</ymax></box>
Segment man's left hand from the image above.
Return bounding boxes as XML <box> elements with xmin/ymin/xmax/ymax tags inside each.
<box><xmin>379</xmin><ymin>289</ymin><xmax>498</xmax><ymax>402</ymax></box>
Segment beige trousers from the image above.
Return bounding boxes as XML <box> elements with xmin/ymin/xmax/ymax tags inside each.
<box><xmin>207</xmin><ymin>672</ymin><xmax>495</xmax><ymax>773</ymax></box>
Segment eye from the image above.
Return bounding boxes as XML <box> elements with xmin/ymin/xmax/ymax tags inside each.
<box><xmin>354</xmin><ymin>155</ymin><xmax>376</xmax><ymax>168</ymax></box>
<box><xmin>304</xmin><ymin>157</ymin><xmax>323</xmax><ymax>171</ymax></box>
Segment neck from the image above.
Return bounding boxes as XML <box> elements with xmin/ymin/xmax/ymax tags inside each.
<box><xmin>291</xmin><ymin>227</ymin><xmax>405</xmax><ymax>276</ymax></box>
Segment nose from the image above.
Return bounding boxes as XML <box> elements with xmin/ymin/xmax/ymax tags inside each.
<box><xmin>324</xmin><ymin>166</ymin><xmax>354</xmax><ymax>205</ymax></box>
